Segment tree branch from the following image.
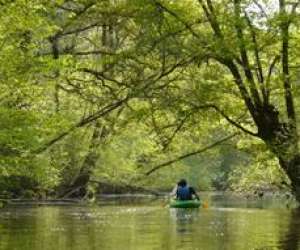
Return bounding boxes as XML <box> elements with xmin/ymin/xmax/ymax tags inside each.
<box><xmin>185</xmin><ymin>102</ymin><xmax>258</xmax><ymax>136</ymax></box>
<box><xmin>244</xmin><ymin>13</ymin><xmax>264</xmax><ymax>85</ymax></box>
<box><xmin>161</xmin><ymin>113</ymin><xmax>191</xmax><ymax>151</ymax></box>
<box><xmin>252</xmin><ymin>0</ymin><xmax>269</xmax><ymax>18</ymax></box>
<box><xmin>218</xmin><ymin>58</ymin><xmax>258</xmax><ymax>123</ymax></box>
<box><xmin>33</xmin><ymin>98</ymin><xmax>128</xmax><ymax>154</ymax></box>
<box><xmin>40</xmin><ymin>49</ymin><xmax>116</xmax><ymax>57</ymax></box>
<box><xmin>197</xmin><ymin>0</ymin><xmax>258</xmax><ymax>123</ymax></box>
<box><xmin>266</xmin><ymin>55</ymin><xmax>280</xmax><ymax>102</ymax></box>
<box><xmin>145</xmin><ymin>133</ymin><xmax>239</xmax><ymax>176</ymax></box>
<box><xmin>233</xmin><ymin>0</ymin><xmax>262</xmax><ymax>107</ymax></box>
<box><xmin>279</xmin><ymin>0</ymin><xmax>297</xmax><ymax>126</ymax></box>
<box><xmin>209</xmin><ymin>105</ymin><xmax>258</xmax><ymax>137</ymax></box>
<box><xmin>80</xmin><ymin>67</ymin><xmax>127</xmax><ymax>87</ymax></box>
<box><xmin>198</xmin><ymin>0</ymin><xmax>223</xmax><ymax>38</ymax></box>
<box><xmin>59</xmin><ymin>22</ymin><xmax>100</xmax><ymax>37</ymax></box>
<box><xmin>153</xmin><ymin>0</ymin><xmax>203</xmax><ymax>40</ymax></box>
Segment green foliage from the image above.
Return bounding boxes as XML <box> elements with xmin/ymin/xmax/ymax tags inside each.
<box><xmin>1</xmin><ymin>0</ymin><xmax>299</xmax><ymax>198</ymax></box>
<box><xmin>229</xmin><ymin>152</ymin><xmax>290</xmax><ymax>192</ymax></box>
<box><xmin>228</xmin><ymin>138</ymin><xmax>290</xmax><ymax>192</ymax></box>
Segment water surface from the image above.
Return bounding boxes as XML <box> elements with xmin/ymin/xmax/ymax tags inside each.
<box><xmin>0</xmin><ymin>193</ymin><xmax>299</xmax><ymax>250</ymax></box>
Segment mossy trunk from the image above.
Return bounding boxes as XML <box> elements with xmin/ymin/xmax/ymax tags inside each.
<box><xmin>255</xmin><ymin>104</ymin><xmax>300</xmax><ymax>201</ymax></box>
<box><xmin>278</xmin><ymin>155</ymin><xmax>300</xmax><ymax>201</ymax></box>
<box><xmin>59</xmin><ymin>122</ymin><xmax>108</xmax><ymax>199</ymax></box>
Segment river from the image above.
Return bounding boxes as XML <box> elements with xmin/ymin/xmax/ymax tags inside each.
<box><xmin>0</xmin><ymin>192</ymin><xmax>299</xmax><ymax>250</ymax></box>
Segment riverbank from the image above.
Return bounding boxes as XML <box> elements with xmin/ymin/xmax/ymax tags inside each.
<box><xmin>0</xmin><ymin>191</ymin><xmax>295</xmax><ymax>209</ymax></box>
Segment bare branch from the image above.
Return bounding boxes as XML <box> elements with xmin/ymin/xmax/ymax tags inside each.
<box><xmin>252</xmin><ymin>0</ymin><xmax>269</xmax><ymax>18</ymax></box>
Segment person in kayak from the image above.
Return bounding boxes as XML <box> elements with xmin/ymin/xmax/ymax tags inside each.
<box><xmin>172</xmin><ymin>179</ymin><xmax>200</xmax><ymax>201</ymax></box>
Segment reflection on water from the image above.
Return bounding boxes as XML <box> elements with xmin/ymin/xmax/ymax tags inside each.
<box><xmin>280</xmin><ymin>209</ymin><xmax>300</xmax><ymax>250</ymax></box>
<box><xmin>0</xmin><ymin>194</ymin><xmax>299</xmax><ymax>250</ymax></box>
<box><xmin>170</xmin><ymin>208</ymin><xmax>199</xmax><ymax>235</ymax></box>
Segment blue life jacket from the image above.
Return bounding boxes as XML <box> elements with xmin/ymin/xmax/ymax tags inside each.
<box><xmin>176</xmin><ymin>186</ymin><xmax>192</xmax><ymax>200</ymax></box>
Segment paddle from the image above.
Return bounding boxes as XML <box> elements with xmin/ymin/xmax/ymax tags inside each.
<box><xmin>202</xmin><ymin>200</ymin><xmax>209</xmax><ymax>209</ymax></box>
<box><xmin>162</xmin><ymin>197</ymin><xmax>171</xmax><ymax>208</ymax></box>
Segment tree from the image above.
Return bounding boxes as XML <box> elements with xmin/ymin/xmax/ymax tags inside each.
<box><xmin>34</xmin><ymin>0</ymin><xmax>300</xmax><ymax>198</ymax></box>
<box><xmin>2</xmin><ymin>0</ymin><xmax>300</xmax><ymax>198</ymax></box>
<box><xmin>133</xmin><ymin>0</ymin><xmax>300</xmax><ymax>198</ymax></box>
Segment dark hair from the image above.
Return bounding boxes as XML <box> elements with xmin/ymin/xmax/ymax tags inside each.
<box><xmin>178</xmin><ymin>179</ymin><xmax>187</xmax><ymax>187</ymax></box>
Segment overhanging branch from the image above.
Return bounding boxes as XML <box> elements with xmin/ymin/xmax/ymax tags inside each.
<box><xmin>183</xmin><ymin>101</ymin><xmax>258</xmax><ymax>137</ymax></box>
<box><xmin>33</xmin><ymin>97</ymin><xmax>128</xmax><ymax>154</ymax></box>
<box><xmin>145</xmin><ymin>133</ymin><xmax>239</xmax><ymax>176</ymax></box>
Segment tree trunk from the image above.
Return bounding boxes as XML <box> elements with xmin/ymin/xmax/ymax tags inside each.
<box><xmin>279</xmin><ymin>155</ymin><xmax>300</xmax><ymax>201</ymax></box>
<box><xmin>59</xmin><ymin>122</ymin><xmax>108</xmax><ymax>198</ymax></box>
<box><xmin>255</xmin><ymin>104</ymin><xmax>300</xmax><ymax>200</ymax></box>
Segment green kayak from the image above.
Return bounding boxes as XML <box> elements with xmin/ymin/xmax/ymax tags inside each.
<box><xmin>169</xmin><ymin>199</ymin><xmax>201</xmax><ymax>208</ymax></box>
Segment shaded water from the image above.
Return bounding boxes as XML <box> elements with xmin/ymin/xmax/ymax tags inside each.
<box><xmin>0</xmin><ymin>193</ymin><xmax>300</xmax><ymax>250</ymax></box>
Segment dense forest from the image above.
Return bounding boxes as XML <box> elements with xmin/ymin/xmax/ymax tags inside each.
<box><xmin>1</xmin><ymin>0</ymin><xmax>300</xmax><ymax>200</ymax></box>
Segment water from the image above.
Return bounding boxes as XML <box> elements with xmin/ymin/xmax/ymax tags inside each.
<box><xmin>0</xmin><ymin>193</ymin><xmax>299</xmax><ymax>250</ymax></box>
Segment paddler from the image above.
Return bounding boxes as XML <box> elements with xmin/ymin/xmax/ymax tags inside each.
<box><xmin>171</xmin><ymin>179</ymin><xmax>200</xmax><ymax>201</ymax></box>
